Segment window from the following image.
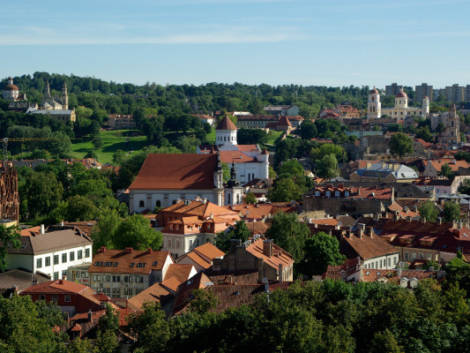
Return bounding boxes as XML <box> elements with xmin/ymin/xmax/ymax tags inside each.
<box><xmin>136</xmin><ymin>263</ymin><xmax>146</xmax><ymax>268</ymax></box>
<box><xmin>36</xmin><ymin>258</ymin><xmax>42</xmax><ymax>269</ymax></box>
<box><xmin>77</xmin><ymin>250</ymin><xmax>83</xmax><ymax>260</ymax></box>
<box><xmin>69</xmin><ymin>251</ymin><xmax>75</xmax><ymax>262</ymax></box>
<box><xmin>39</xmin><ymin>295</ymin><xmax>45</xmax><ymax>300</ymax></box>
<box><xmin>62</xmin><ymin>253</ymin><xmax>67</xmax><ymax>263</ymax></box>
<box><xmin>112</xmin><ymin>275</ymin><xmax>120</xmax><ymax>283</ymax></box>
<box><xmin>139</xmin><ymin>200</ymin><xmax>145</xmax><ymax>208</ymax></box>
<box><xmin>53</xmin><ymin>272</ymin><xmax>59</xmax><ymax>280</ymax></box>
<box><xmin>62</xmin><ymin>270</ymin><xmax>67</xmax><ymax>279</ymax></box>
<box><xmin>45</xmin><ymin>256</ymin><xmax>51</xmax><ymax>267</ymax></box>
<box><xmin>105</xmin><ymin>275</ymin><xmax>111</xmax><ymax>282</ymax></box>
<box><xmin>156</xmin><ymin>200</ymin><xmax>161</xmax><ymax>207</ymax></box>
<box><xmin>85</xmin><ymin>248</ymin><xmax>90</xmax><ymax>258</ymax></box>
<box><xmin>112</xmin><ymin>288</ymin><xmax>120</xmax><ymax>297</ymax></box>
<box><xmin>124</xmin><ymin>276</ymin><xmax>129</xmax><ymax>283</ymax></box>
<box><xmin>54</xmin><ymin>255</ymin><xmax>59</xmax><ymax>265</ymax></box>
<box><xmin>51</xmin><ymin>295</ymin><xmax>58</xmax><ymax>303</ymax></box>
<box><xmin>64</xmin><ymin>295</ymin><xmax>71</xmax><ymax>303</ymax></box>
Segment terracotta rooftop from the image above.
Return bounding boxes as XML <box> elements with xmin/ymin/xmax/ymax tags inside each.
<box><xmin>216</xmin><ymin>116</ymin><xmax>237</xmax><ymax>130</ymax></box>
<box><xmin>22</xmin><ymin>280</ymin><xmax>100</xmax><ymax>305</ymax></box>
<box><xmin>425</xmin><ymin>158</ymin><xmax>470</xmax><ymax>172</ymax></box>
<box><xmin>245</xmin><ymin>238</ymin><xmax>294</xmax><ymax>271</ymax></box>
<box><xmin>89</xmin><ymin>248</ymin><xmax>172</xmax><ymax>275</ymax></box>
<box><xmin>162</xmin><ymin>200</ymin><xmax>238</xmax><ymax>219</ymax></box>
<box><xmin>163</xmin><ymin>264</ymin><xmax>195</xmax><ymax>283</ymax></box>
<box><xmin>219</xmin><ymin>150</ymin><xmax>256</xmax><ymax>164</ymax></box>
<box><xmin>129</xmin><ymin>154</ymin><xmax>218</xmax><ymax>190</ymax></box>
<box><xmin>128</xmin><ymin>283</ymin><xmax>171</xmax><ymax>310</ymax></box>
<box><xmin>342</xmin><ymin>233</ymin><xmax>399</xmax><ymax>260</ymax></box>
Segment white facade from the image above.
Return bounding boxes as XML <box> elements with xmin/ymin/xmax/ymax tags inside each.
<box><xmin>6</xmin><ymin>244</ymin><xmax>92</xmax><ymax>280</ymax></box>
<box><xmin>216</xmin><ymin>129</ymin><xmax>238</xmax><ymax>151</ymax></box>
<box><xmin>367</xmin><ymin>89</ymin><xmax>382</xmax><ymax>119</ymax></box>
<box><xmin>362</xmin><ymin>253</ymin><xmax>399</xmax><ymax>270</ymax></box>
<box><xmin>162</xmin><ymin>233</ymin><xmax>215</xmax><ymax>259</ymax></box>
<box><xmin>130</xmin><ymin>189</ymin><xmax>223</xmax><ymax>212</ymax></box>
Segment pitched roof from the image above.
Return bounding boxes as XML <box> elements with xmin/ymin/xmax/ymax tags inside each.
<box><xmin>0</xmin><ymin>269</ymin><xmax>50</xmax><ymax>292</ymax></box>
<box><xmin>245</xmin><ymin>238</ymin><xmax>294</xmax><ymax>270</ymax></box>
<box><xmin>219</xmin><ymin>150</ymin><xmax>256</xmax><ymax>164</ymax></box>
<box><xmin>22</xmin><ymin>280</ymin><xmax>101</xmax><ymax>306</ymax></box>
<box><xmin>128</xmin><ymin>283</ymin><xmax>172</xmax><ymax>310</ymax></box>
<box><xmin>10</xmin><ymin>226</ymin><xmax>91</xmax><ymax>255</ymax></box>
<box><xmin>193</xmin><ymin>242</ymin><xmax>225</xmax><ymax>261</ymax></box>
<box><xmin>88</xmin><ymin>248</ymin><xmax>171</xmax><ymax>275</ymax></box>
<box><xmin>163</xmin><ymin>264</ymin><xmax>194</xmax><ymax>282</ymax></box>
<box><xmin>342</xmin><ymin>233</ymin><xmax>399</xmax><ymax>260</ymax></box>
<box><xmin>360</xmin><ymin>269</ymin><xmax>435</xmax><ymax>283</ymax></box>
<box><xmin>426</xmin><ymin>158</ymin><xmax>470</xmax><ymax>172</ymax></box>
<box><xmin>129</xmin><ymin>154</ymin><xmax>217</xmax><ymax>190</ymax></box>
<box><xmin>216</xmin><ymin>116</ymin><xmax>237</xmax><ymax>130</ymax></box>
<box><xmin>161</xmin><ymin>200</ymin><xmax>238</xmax><ymax>219</ymax></box>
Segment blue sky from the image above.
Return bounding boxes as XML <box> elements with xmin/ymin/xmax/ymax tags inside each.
<box><xmin>1</xmin><ymin>0</ymin><xmax>470</xmax><ymax>87</ymax></box>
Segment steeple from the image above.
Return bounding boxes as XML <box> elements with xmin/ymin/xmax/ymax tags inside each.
<box><xmin>46</xmin><ymin>81</ymin><xmax>51</xmax><ymax>98</ymax></box>
<box><xmin>62</xmin><ymin>82</ymin><xmax>68</xmax><ymax>110</ymax></box>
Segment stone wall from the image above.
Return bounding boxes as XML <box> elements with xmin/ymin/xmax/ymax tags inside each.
<box><xmin>0</xmin><ymin>164</ymin><xmax>19</xmax><ymax>221</ymax></box>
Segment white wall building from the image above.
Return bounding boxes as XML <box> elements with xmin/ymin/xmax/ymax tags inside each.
<box><xmin>6</xmin><ymin>225</ymin><xmax>92</xmax><ymax>280</ymax></box>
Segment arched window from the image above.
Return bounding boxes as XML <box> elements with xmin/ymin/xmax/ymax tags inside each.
<box><xmin>139</xmin><ymin>200</ymin><xmax>145</xmax><ymax>208</ymax></box>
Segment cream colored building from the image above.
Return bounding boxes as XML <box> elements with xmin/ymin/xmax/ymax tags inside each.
<box><xmin>368</xmin><ymin>88</ymin><xmax>429</xmax><ymax>122</ymax></box>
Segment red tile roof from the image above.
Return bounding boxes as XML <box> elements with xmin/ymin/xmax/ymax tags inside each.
<box><xmin>89</xmin><ymin>248</ymin><xmax>171</xmax><ymax>275</ymax></box>
<box><xmin>245</xmin><ymin>238</ymin><xmax>294</xmax><ymax>271</ymax></box>
<box><xmin>129</xmin><ymin>154</ymin><xmax>218</xmax><ymax>190</ymax></box>
<box><xmin>216</xmin><ymin>116</ymin><xmax>237</xmax><ymax>130</ymax></box>
<box><xmin>342</xmin><ymin>233</ymin><xmax>398</xmax><ymax>260</ymax></box>
<box><xmin>163</xmin><ymin>264</ymin><xmax>194</xmax><ymax>283</ymax></box>
<box><xmin>128</xmin><ymin>283</ymin><xmax>171</xmax><ymax>310</ymax></box>
<box><xmin>219</xmin><ymin>150</ymin><xmax>255</xmax><ymax>164</ymax></box>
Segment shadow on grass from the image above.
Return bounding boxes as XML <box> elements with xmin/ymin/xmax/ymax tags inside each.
<box><xmin>102</xmin><ymin>140</ymin><xmax>149</xmax><ymax>153</ymax></box>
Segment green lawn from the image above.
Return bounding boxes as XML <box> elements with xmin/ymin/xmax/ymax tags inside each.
<box><xmin>262</xmin><ymin>130</ymin><xmax>283</xmax><ymax>149</ymax></box>
<box><xmin>70</xmin><ymin>130</ymin><xmax>148</xmax><ymax>164</ymax></box>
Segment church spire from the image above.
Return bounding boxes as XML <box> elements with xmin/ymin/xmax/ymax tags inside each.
<box><xmin>62</xmin><ymin>82</ymin><xmax>68</xmax><ymax>110</ymax></box>
<box><xmin>46</xmin><ymin>81</ymin><xmax>51</xmax><ymax>98</ymax></box>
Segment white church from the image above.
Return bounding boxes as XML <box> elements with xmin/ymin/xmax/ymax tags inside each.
<box><xmin>367</xmin><ymin>87</ymin><xmax>430</xmax><ymax>122</ymax></box>
<box><xmin>197</xmin><ymin>116</ymin><xmax>270</xmax><ymax>185</ymax></box>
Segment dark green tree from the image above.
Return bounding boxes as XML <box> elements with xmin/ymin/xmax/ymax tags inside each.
<box><xmin>301</xmin><ymin>232</ymin><xmax>345</xmax><ymax>276</ymax></box>
<box><xmin>265</xmin><ymin>212</ymin><xmax>310</xmax><ymax>262</ymax></box>
<box><xmin>216</xmin><ymin>220</ymin><xmax>251</xmax><ymax>252</ymax></box>
<box><xmin>315</xmin><ymin>154</ymin><xmax>339</xmax><ymax>179</ymax></box>
<box><xmin>113</xmin><ymin>214</ymin><xmax>163</xmax><ymax>250</ymax></box>
<box><xmin>389</xmin><ymin>132</ymin><xmax>413</xmax><ymax>157</ymax></box>
<box><xmin>418</xmin><ymin>201</ymin><xmax>439</xmax><ymax>223</ymax></box>
<box><xmin>0</xmin><ymin>225</ymin><xmax>20</xmax><ymax>271</ymax></box>
<box><xmin>443</xmin><ymin>201</ymin><xmax>460</xmax><ymax>223</ymax></box>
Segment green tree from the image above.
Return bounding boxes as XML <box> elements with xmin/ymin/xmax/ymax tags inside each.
<box><xmin>189</xmin><ymin>289</ymin><xmax>218</xmax><ymax>313</ymax></box>
<box><xmin>301</xmin><ymin>232</ymin><xmax>345</xmax><ymax>276</ymax></box>
<box><xmin>315</xmin><ymin>154</ymin><xmax>339</xmax><ymax>179</ymax></box>
<box><xmin>244</xmin><ymin>192</ymin><xmax>257</xmax><ymax>204</ymax></box>
<box><xmin>0</xmin><ymin>225</ymin><xmax>20</xmax><ymax>271</ymax></box>
<box><xmin>95</xmin><ymin>329</ymin><xmax>119</xmax><ymax>353</ymax></box>
<box><xmin>299</xmin><ymin>120</ymin><xmax>317</xmax><ymax>139</ymax></box>
<box><xmin>216</xmin><ymin>220</ymin><xmax>251</xmax><ymax>252</ymax></box>
<box><xmin>92</xmin><ymin>209</ymin><xmax>122</xmax><ymax>252</ymax></box>
<box><xmin>268</xmin><ymin>178</ymin><xmax>303</xmax><ymax>202</ymax></box>
<box><xmin>440</xmin><ymin>163</ymin><xmax>454</xmax><ymax>180</ymax></box>
<box><xmin>389</xmin><ymin>132</ymin><xmax>413</xmax><ymax>157</ymax></box>
<box><xmin>63</xmin><ymin>195</ymin><xmax>99</xmax><ymax>221</ymax></box>
<box><xmin>113</xmin><ymin>214</ymin><xmax>163</xmax><ymax>250</ymax></box>
<box><xmin>265</xmin><ymin>212</ymin><xmax>310</xmax><ymax>262</ymax></box>
<box><xmin>69</xmin><ymin>338</ymin><xmax>97</xmax><ymax>353</ymax></box>
<box><xmin>418</xmin><ymin>201</ymin><xmax>439</xmax><ymax>222</ymax></box>
<box><xmin>443</xmin><ymin>201</ymin><xmax>460</xmax><ymax>223</ymax></box>
<box><xmin>278</xmin><ymin>159</ymin><xmax>305</xmax><ymax>178</ymax></box>
<box><xmin>368</xmin><ymin>329</ymin><xmax>403</xmax><ymax>353</ymax></box>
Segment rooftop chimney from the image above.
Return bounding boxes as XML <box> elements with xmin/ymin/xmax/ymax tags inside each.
<box><xmin>40</xmin><ymin>224</ymin><xmax>45</xmax><ymax>235</ymax></box>
<box><xmin>358</xmin><ymin>223</ymin><xmax>366</xmax><ymax>239</ymax></box>
<box><xmin>263</xmin><ymin>239</ymin><xmax>273</xmax><ymax>257</ymax></box>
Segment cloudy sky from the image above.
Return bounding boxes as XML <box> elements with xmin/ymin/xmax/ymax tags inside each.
<box><xmin>1</xmin><ymin>0</ymin><xmax>470</xmax><ymax>87</ymax></box>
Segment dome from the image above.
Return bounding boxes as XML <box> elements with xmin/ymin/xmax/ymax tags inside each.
<box><xmin>4</xmin><ymin>83</ymin><xmax>19</xmax><ymax>91</ymax></box>
<box><xmin>4</xmin><ymin>77</ymin><xmax>19</xmax><ymax>91</ymax></box>
<box><xmin>396</xmin><ymin>89</ymin><xmax>407</xmax><ymax>98</ymax></box>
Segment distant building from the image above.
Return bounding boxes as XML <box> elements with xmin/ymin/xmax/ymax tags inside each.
<box><xmin>350</xmin><ymin>162</ymin><xmax>418</xmax><ymax>183</ymax></box>
<box><xmin>176</xmin><ymin>242</ymin><xmax>225</xmax><ymax>271</ymax></box>
<box><xmin>87</xmin><ymin>247</ymin><xmax>174</xmax><ymax>298</ymax></box>
<box><xmin>26</xmin><ymin>81</ymin><xmax>76</xmax><ymax>122</ymax></box>
<box><xmin>369</xmin><ymin>88</ymin><xmax>429</xmax><ymax>121</ymax></box>
<box><xmin>107</xmin><ymin>114</ymin><xmax>136</xmax><ymax>129</ymax></box>
<box><xmin>415</xmin><ymin>83</ymin><xmax>433</xmax><ymax>103</ymax></box>
<box><xmin>236</xmin><ymin>114</ymin><xmax>304</xmax><ymax>129</ymax></box>
<box><xmin>212</xmin><ymin>237</ymin><xmax>294</xmax><ymax>282</ymax></box>
<box><xmin>442</xmin><ymin>84</ymin><xmax>465</xmax><ymax>103</ymax></box>
<box><xmin>385</xmin><ymin>83</ymin><xmax>403</xmax><ymax>96</ymax></box>
<box><xmin>430</xmin><ymin>105</ymin><xmax>461</xmax><ymax>145</ymax></box>
<box><xmin>319</xmin><ymin>104</ymin><xmax>361</xmax><ymax>120</ymax></box>
<box><xmin>157</xmin><ymin>200</ymin><xmax>239</xmax><ymax>258</ymax></box>
<box><xmin>263</xmin><ymin>105</ymin><xmax>299</xmax><ymax>117</ymax></box>
<box><xmin>6</xmin><ymin>225</ymin><xmax>92</xmax><ymax>280</ymax></box>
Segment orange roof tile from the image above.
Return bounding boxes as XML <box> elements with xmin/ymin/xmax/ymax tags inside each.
<box><xmin>89</xmin><ymin>248</ymin><xmax>171</xmax><ymax>275</ymax></box>
<box><xmin>219</xmin><ymin>150</ymin><xmax>255</xmax><ymax>164</ymax></box>
<box><xmin>163</xmin><ymin>264</ymin><xmax>194</xmax><ymax>282</ymax></box>
<box><xmin>245</xmin><ymin>238</ymin><xmax>294</xmax><ymax>271</ymax></box>
<box><xmin>216</xmin><ymin>116</ymin><xmax>237</xmax><ymax>130</ymax></box>
<box><xmin>129</xmin><ymin>154</ymin><xmax>217</xmax><ymax>190</ymax></box>
<box><xmin>193</xmin><ymin>242</ymin><xmax>225</xmax><ymax>261</ymax></box>
<box><xmin>128</xmin><ymin>283</ymin><xmax>171</xmax><ymax>310</ymax></box>
<box><xmin>343</xmin><ymin>234</ymin><xmax>398</xmax><ymax>260</ymax></box>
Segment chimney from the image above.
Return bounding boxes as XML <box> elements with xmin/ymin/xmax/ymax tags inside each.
<box><xmin>263</xmin><ymin>239</ymin><xmax>273</xmax><ymax>257</ymax></box>
<box><xmin>366</xmin><ymin>226</ymin><xmax>374</xmax><ymax>238</ymax></box>
<box><xmin>358</xmin><ymin>223</ymin><xmax>366</xmax><ymax>239</ymax></box>
<box><xmin>40</xmin><ymin>224</ymin><xmax>45</xmax><ymax>235</ymax></box>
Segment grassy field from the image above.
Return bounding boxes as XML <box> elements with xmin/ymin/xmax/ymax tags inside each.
<box><xmin>263</xmin><ymin>130</ymin><xmax>283</xmax><ymax>149</ymax></box>
<box><xmin>70</xmin><ymin>130</ymin><xmax>148</xmax><ymax>164</ymax></box>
